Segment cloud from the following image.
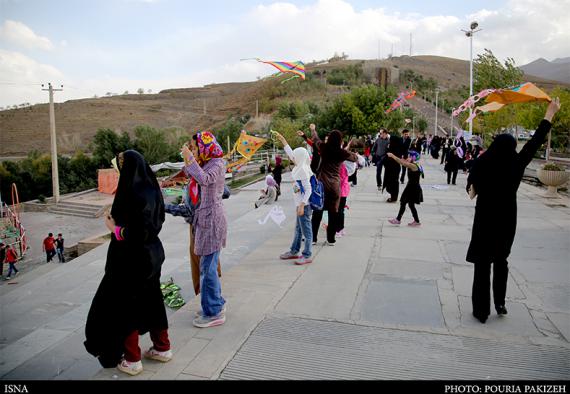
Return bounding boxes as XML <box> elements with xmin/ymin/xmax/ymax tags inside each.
<box><xmin>1</xmin><ymin>0</ymin><xmax>569</xmax><ymax>108</ymax></box>
<box><xmin>0</xmin><ymin>49</ymin><xmax>63</xmax><ymax>107</ymax></box>
<box><xmin>0</xmin><ymin>20</ymin><xmax>54</xmax><ymax>51</ymax></box>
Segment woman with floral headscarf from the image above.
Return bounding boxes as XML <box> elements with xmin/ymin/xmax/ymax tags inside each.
<box><xmin>387</xmin><ymin>150</ymin><xmax>424</xmax><ymax>227</ymax></box>
<box><xmin>181</xmin><ymin>132</ymin><xmax>228</xmax><ymax>328</ymax></box>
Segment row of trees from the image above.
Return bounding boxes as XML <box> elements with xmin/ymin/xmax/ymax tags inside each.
<box><xmin>268</xmin><ymin>84</ymin><xmax>429</xmax><ymax>148</ymax></box>
<box><xmin>0</xmin><ymin>125</ymin><xmax>193</xmax><ymax>202</ymax></box>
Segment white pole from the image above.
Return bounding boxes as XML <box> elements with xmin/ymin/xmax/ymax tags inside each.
<box><xmin>451</xmin><ymin>108</ymin><xmax>454</xmax><ymax>138</ymax></box>
<box><xmin>434</xmin><ymin>90</ymin><xmax>439</xmax><ymax>136</ymax></box>
<box><xmin>469</xmin><ymin>32</ymin><xmax>473</xmax><ymax>135</ymax></box>
<box><xmin>42</xmin><ymin>83</ymin><xmax>62</xmax><ymax>203</ymax></box>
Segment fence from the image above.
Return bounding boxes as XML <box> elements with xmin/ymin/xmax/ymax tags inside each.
<box><xmin>1</xmin><ymin>201</ymin><xmax>28</xmax><ymax>261</ymax></box>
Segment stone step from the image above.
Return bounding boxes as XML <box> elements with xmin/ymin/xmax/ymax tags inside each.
<box><xmin>58</xmin><ymin>201</ymin><xmax>107</xmax><ymax>210</ymax></box>
<box><xmin>47</xmin><ymin>207</ymin><xmax>100</xmax><ymax>218</ymax></box>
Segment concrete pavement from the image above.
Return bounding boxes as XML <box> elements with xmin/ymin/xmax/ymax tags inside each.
<box><xmin>1</xmin><ymin>156</ymin><xmax>569</xmax><ymax>380</ymax></box>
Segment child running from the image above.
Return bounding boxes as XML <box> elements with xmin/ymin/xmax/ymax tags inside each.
<box><xmin>273</xmin><ymin>131</ymin><xmax>314</xmax><ymax>265</ymax></box>
<box><xmin>388</xmin><ymin>150</ymin><xmax>424</xmax><ymax>227</ymax></box>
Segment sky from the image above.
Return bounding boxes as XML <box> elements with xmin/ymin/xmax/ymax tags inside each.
<box><xmin>0</xmin><ymin>0</ymin><xmax>569</xmax><ymax>108</ymax></box>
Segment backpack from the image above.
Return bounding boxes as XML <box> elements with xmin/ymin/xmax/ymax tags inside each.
<box><xmin>297</xmin><ymin>175</ymin><xmax>325</xmax><ymax>211</ymax></box>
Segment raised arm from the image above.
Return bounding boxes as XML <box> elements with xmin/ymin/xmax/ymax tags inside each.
<box><xmin>387</xmin><ymin>152</ymin><xmax>417</xmax><ymax>170</ymax></box>
<box><xmin>518</xmin><ymin>98</ymin><xmax>560</xmax><ymax>169</ymax></box>
<box><xmin>183</xmin><ymin>159</ymin><xmax>224</xmax><ymax>186</ymax></box>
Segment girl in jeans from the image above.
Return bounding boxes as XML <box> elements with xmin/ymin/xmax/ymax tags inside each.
<box><xmin>181</xmin><ymin>132</ymin><xmax>228</xmax><ymax>328</ymax></box>
<box><xmin>273</xmin><ymin>131</ymin><xmax>314</xmax><ymax>266</ymax></box>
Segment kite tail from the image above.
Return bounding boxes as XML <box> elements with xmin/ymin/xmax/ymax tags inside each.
<box><xmin>280</xmin><ymin>75</ymin><xmax>300</xmax><ymax>84</ymax></box>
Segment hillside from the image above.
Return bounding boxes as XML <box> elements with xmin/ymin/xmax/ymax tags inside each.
<box><xmin>1</xmin><ymin>55</ymin><xmax>568</xmax><ymax>157</ymax></box>
<box><xmin>520</xmin><ymin>57</ymin><xmax>570</xmax><ymax>84</ymax></box>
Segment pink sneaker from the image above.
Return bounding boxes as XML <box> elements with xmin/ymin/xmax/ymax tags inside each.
<box><xmin>117</xmin><ymin>359</ymin><xmax>143</xmax><ymax>376</ymax></box>
<box><xmin>388</xmin><ymin>218</ymin><xmax>401</xmax><ymax>225</ymax></box>
<box><xmin>294</xmin><ymin>256</ymin><xmax>313</xmax><ymax>265</ymax></box>
<box><xmin>408</xmin><ymin>221</ymin><xmax>421</xmax><ymax>227</ymax></box>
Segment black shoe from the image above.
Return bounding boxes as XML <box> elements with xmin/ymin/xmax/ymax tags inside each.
<box><xmin>473</xmin><ymin>312</ymin><xmax>488</xmax><ymax>324</ymax></box>
<box><xmin>495</xmin><ymin>305</ymin><xmax>508</xmax><ymax>315</ymax></box>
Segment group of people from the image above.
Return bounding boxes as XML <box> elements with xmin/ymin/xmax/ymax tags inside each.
<box><xmin>84</xmin><ymin>132</ymin><xmax>229</xmax><ymax>376</ymax></box>
<box><xmin>43</xmin><ymin>232</ymin><xmax>65</xmax><ymax>263</ymax></box>
<box><xmin>82</xmin><ymin>97</ymin><xmax>560</xmax><ymax>376</ymax></box>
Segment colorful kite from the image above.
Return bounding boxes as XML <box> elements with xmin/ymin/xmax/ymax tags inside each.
<box><xmin>243</xmin><ymin>58</ymin><xmax>306</xmax><ymax>83</ymax></box>
<box><xmin>453</xmin><ymin>82</ymin><xmax>551</xmax><ymax>123</ymax></box>
<box><xmin>225</xmin><ymin>130</ymin><xmax>268</xmax><ymax>172</ymax></box>
<box><xmin>385</xmin><ymin>90</ymin><xmax>416</xmax><ymax>113</ymax></box>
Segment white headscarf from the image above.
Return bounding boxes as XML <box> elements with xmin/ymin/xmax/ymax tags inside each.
<box><xmin>291</xmin><ymin>147</ymin><xmax>313</xmax><ymax>181</ymax></box>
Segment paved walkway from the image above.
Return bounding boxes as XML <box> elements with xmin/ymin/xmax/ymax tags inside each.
<box><xmin>1</xmin><ymin>157</ymin><xmax>569</xmax><ymax>380</ymax></box>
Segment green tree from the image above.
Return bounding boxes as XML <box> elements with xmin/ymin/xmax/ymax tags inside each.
<box><xmin>417</xmin><ymin>117</ymin><xmax>428</xmax><ymax>133</ymax></box>
<box><xmin>92</xmin><ymin>128</ymin><xmax>133</xmax><ymax>168</ymax></box>
<box><xmin>473</xmin><ymin>49</ymin><xmax>523</xmax><ymax>92</ymax></box>
<box><xmin>133</xmin><ymin>125</ymin><xmax>172</xmax><ymax>165</ymax></box>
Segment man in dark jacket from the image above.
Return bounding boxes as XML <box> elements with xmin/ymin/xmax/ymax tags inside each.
<box><xmin>372</xmin><ymin>129</ymin><xmax>390</xmax><ymax>190</ymax></box>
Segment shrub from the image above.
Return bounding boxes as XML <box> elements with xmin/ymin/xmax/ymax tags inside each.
<box><xmin>542</xmin><ymin>163</ymin><xmax>564</xmax><ymax>171</ymax></box>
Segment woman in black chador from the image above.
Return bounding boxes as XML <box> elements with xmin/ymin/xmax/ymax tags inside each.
<box><xmin>467</xmin><ymin>98</ymin><xmax>560</xmax><ymax>324</ymax></box>
<box><xmin>383</xmin><ymin>134</ymin><xmax>404</xmax><ymax>202</ymax></box>
<box><xmin>85</xmin><ymin>150</ymin><xmax>171</xmax><ymax>375</ymax></box>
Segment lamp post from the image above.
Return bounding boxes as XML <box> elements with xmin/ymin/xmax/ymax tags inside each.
<box><xmin>434</xmin><ymin>88</ymin><xmax>439</xmax><ymax>137</ymax></box>
<box><xmin>462</xmin><ymin>21</ymin><xmax>482</xmax><ymax>136</ymax></box>
<box><xmin>450</xmin><ymin>107</ymin><xmax>455</xmax><ymax>138</ymax></box>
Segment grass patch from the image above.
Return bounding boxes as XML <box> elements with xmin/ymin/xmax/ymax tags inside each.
<box><xmin>229</xmin><ymin>173</ymin><xmax>266</xmax><ymax>189</ymax></box>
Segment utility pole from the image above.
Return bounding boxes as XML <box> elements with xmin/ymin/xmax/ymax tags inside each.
<box><xmin>434</xmin><ymin>89</ymin><xmax>439</xmax><ymax>137</ymax></box>
<box><xmin>450</xmin><ymin>108</ymin><xmax>455</xmax><ymax>138</ymax></box>
<box><xmin>41</xmin><ymin>83</ymin><xmax>63</xmax><ymax>203</ymax></box>
<box><xmin>203</xmin><ymin>99</ymin><xmax>207</xmax><ymax>115</ymax></box>
<box><xmin>255</xmin><ymin>99</ymin><xmax>259</xmax><ymax>118</ymax></box>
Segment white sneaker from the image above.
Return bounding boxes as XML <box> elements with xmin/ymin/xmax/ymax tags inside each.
<box><xmin>117</xmin><ymin>359</ymin><xmax>143</xmax><ymax>376</ymax></box>
<box><xmin>195</xmin><ymin>304</ymin><xmax>226</xmax><ymax>318</ymax></box>
<box><xmin>193</xmin><ymin>313</ymin><xmax>226</xmax><ymax>328</ymax></box>
<box><xmin>144</xmin><ymin>347</ymin><xmax>172</xmax><ymax>362</ymax></box>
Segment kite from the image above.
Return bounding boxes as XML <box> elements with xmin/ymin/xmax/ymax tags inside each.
<box><xmin>385</xmin><ymin>90</ymin><xmax>416</xmax><ymax>113</ymax></box>
<box><xmin>257</xmin><ymin>205</ymin><xmax>287</xmax><ymax>227</ymax></box>
<box><xmin>242</xmin><ymin>58</ymin><xmax>306</xmax><ymax>83</ymax></box>
<box><xmin>453</xmin><ymin>83</ymin><xmax>551</xmax><ymax>123</ymax></box>
<box><xmin>225</xmin><ymin>130</ymin><xmax>268</xmax><ymax>172</ymax></box>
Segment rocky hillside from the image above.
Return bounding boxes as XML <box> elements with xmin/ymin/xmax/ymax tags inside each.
<box><xmin>1</xmin><ymin>55</ymin><xmax>566</xmax><ymax>157</ymax></box>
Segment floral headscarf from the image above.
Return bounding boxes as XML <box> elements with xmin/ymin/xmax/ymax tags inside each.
<box><xmin>196</xmin><ymin>131</ymin><xmax>224</xmax><ymax>166</ymax></box>
<box><xmin>189</xmin><ymin>131</ymin><xmax>224</xmax><ymax>204</ymax></box>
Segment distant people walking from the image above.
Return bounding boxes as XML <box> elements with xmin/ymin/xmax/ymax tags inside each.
<box><xmin>388</xmin><ymin>150</ymin><xmax>424</xmax><ymax>227</ymax></box>
<box><xmin>467</xmin><ymin>98</ymin><xmax>560</xmax><ymax>324</ymax></box>
<box><xmin>274</xmin><ymin>131</ymin><xmax>314</xmax><ymax>265</ymax></box>
<box><xmin>255</xmin><ymin>175</ymin><xmax>278</xmax><ymax>208</ymax></box>
<box><xmin>444</xmin><ymin>147</ymin><xmax>461</xmax><ymax>185</ymax></box>
<box><xmin>43</xmin><ymin>233</ymin><xmax>56</xmax><ymax>262</ymax></box>
<box><xmin>55</xmin><ymin>233</ymin><xmax>65</xmax><ymax>263</ymax></box>
<box><xmin>181</xmin><ymin>132</ymin><xmax>228</xmax><ymax>328</ymax></box>
<box><xmin>84</xmin><ymin>150</ymin><xmax>171</xmax><ymax>376</ymax></box>
<box><xmin>310</xmin><ymin>128</ymin><xmax>358</xmax><ymax>246</ymax></box>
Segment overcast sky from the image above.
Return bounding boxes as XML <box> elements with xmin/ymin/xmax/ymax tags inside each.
<box><xmin>0</xmin><ymin>0</ymin><xmax>569</xmax><ymax>108</ymax></box>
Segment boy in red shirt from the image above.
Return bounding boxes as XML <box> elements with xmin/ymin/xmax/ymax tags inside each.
<box><xmin>5</xmin><ymin>245</ymin><xmax>19</xmax><ymax>279</ymax></box>
<box><xmin>43</xmin><ymin>233</ymin><xmax>56</xmax><ymax>262</ymax></box>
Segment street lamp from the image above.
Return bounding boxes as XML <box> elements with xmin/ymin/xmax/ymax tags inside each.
<box><xmin>462</xmin><ymin>21</ymin><xmax>482</xmax><ymax>136</ymax></box>
<box><xmin>434</xmin><ymin>88</ymin><xmax>440</xmax><ymax>137</ymax></box>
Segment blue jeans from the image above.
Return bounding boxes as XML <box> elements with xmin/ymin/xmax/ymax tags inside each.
<box><xmin>290</xmin><ymin>205</ymin><xmax>313</xmax><ymax>258</ymax></box>
<box><xmin>7</xmin><ymin>263</ymin><xmax>18</xmax><ymax>277</ymax></box>
<box><xmin>200</xmin><ymin>251</ymin><xmax>225</xmax><ymax>317</ymax></box>
<box><xmin>57</xmin><ymin>248</ymin><xmax>65</xmax><ymax>262</ymax></box>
